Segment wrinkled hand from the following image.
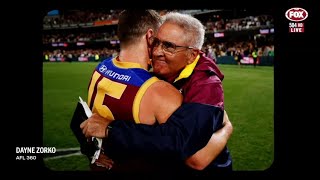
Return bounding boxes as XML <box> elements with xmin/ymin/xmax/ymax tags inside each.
<box><xmin>80</xmin><ymin>113</ymin><xmax>112</xmax><ymax>138</ymax></box>
<box><xmin>94</xmin><ymin>153</ymin><xmax>114</xmax><ymax>170</ymax></box>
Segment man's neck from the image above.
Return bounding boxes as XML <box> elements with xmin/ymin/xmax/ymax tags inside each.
<box><xmin>166</xmin><ymin>75</ymin><xmax>178</xmax><ymax>84</ymax></box>
<box><xmin>118</xmin><ymin>45</ymin><xmax>149</xmax><ymax>70</ymax></box>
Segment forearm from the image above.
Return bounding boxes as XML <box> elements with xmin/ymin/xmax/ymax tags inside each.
<box><xmin>103</xmin><ymin>103</ymin><xmax>222</xmax><ymax>160</ymax></box>
<box><xmin>185</xmin><ymin>110</ymin><xmax>233</xmax><ymax>170</ymax></box>
<box><xmin>185</xmin><ymin>123</ymin><xmax>231</xmax><ymax>170</ymax></box>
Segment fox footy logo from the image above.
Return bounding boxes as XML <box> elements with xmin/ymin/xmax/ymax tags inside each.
<box><xmin>285</xmin><ymin>7</ymin><xmax>308</xmax><ymax>22</ymax></box>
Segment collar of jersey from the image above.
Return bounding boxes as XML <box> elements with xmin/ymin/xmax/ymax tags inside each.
<box><xmin>174</xmin><ymin>54</ymin><xmax>200</xmax><ymax>83</ymax></box>
<box><xmin>112</xmin><ymin>57</ymin><xmax>144</xmax><ymax>69</ymax></box>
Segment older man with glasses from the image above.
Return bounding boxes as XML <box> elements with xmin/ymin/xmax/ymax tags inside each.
<box><xmin>148</xmin><ymin>12</ymin><xmax>231</xmax><ymax>174</ymax></box>
<box><xmin>151</xmin><ymin>12</ymin><xmax>225</xmax><ymax>110</ymax></box>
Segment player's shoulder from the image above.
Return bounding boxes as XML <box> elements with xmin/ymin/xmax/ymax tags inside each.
<box><xmin>148</xmin><ymin>80</ymin><xmax>182</xmax><ymax>100</ymax></box>
<box><xmin>151</xmin><ymin>80</ymin><xmax>178</xmax><ymax>92</ymax></box>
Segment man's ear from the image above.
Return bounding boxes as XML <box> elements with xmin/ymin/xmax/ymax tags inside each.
<box><xmin>146</xmin><ymin>29</ymin><xmax>154</xmax><ymax>46</ymax></box>
<box><xmin>187</xmin><ymin>49</ymin><xmax>200</xmax><ymax>64</ymax></box>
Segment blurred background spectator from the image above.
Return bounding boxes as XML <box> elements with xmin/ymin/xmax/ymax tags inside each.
<box><xmin>43</xmin><ymin>9</ymin><xmax>274</xmax><ymax>66</ymax></box>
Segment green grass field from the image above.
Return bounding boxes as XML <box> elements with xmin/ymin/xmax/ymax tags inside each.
<box><xmin>43</xmin><ymin>62</ymin><xmax>274</xmax><ymax>171</ymax></box>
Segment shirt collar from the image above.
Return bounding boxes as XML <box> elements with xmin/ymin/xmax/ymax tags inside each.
<box><xmin>174</xmin><ymin>54</ymin><xmax>200</xmax><ymax>83</ymax></box>
<box><xmin>112</xmin><ymin>56</ymin><xmax>144</xmax><ymax>69</ymax></box>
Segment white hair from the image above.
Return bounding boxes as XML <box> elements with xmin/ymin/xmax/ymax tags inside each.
<box><xmin>163</xmin><ymin>12</ymin><xmax>205</xmax><ymax>49</ymax></box>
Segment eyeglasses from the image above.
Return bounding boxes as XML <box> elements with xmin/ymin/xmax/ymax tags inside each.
<box><xmin>151</xmin><ymin>37</ymin><xmax>194</xmax><ymax>55</ymax></box>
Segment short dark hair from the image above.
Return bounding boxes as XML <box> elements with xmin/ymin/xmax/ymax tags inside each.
<box><xmin>117</xmin><ymin>10</ymin><xmax>162</xmax><ymax>46</ymax></box>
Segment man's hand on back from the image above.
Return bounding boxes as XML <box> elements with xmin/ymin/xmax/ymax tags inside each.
<box><xmin>80</xmin><ymin>113</ymin><xmax>112</xmax><ymax>138</ymax></box>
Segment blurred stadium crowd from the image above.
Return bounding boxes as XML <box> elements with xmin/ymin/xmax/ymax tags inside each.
<box><xmin>42</xmin><ymin>9</ymin><xmax>274</xmax><ymax>65</ymax></box>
